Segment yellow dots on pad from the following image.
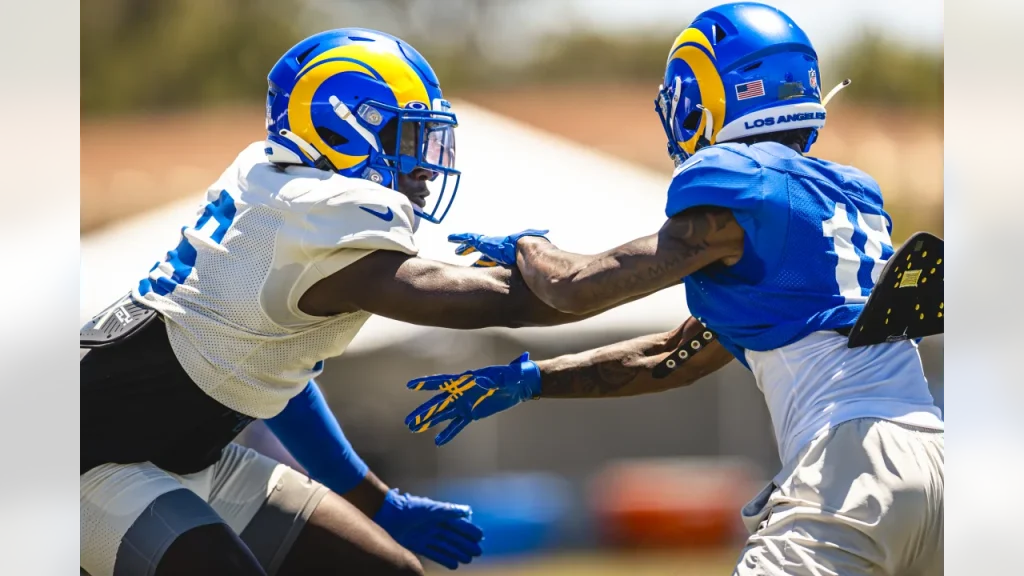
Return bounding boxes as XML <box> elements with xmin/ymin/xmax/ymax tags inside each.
<box><xmin>938</xmin><ymin>312</ymin><xmax>943</xmax><ymax>318</ymax></box>
<box><xmin>915</xmin><ymin>304</ymin><xmax>920</xmax><ymax>310</ymax></box>
<box><xmin>940</xmin><ymin>302</ymin><xmax>944</xmax><ymax>309</ymax></box>
<box><xmin>936</xmin><ymin>258</ymin><xmax>942</xmax><ymax>265</ymax></box>
<box><xmin>922</xmin><ymin>251</ymin><xmax>928</xmax><ymax>258</ymax></box>
<box><xmin>919</xmin><ymin>313</ymin><xmax>925</xmax><ymax>320</ymax></box>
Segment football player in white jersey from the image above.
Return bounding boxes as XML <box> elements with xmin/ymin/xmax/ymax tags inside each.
<box><xmin>404</xmin><ymin>4</ymin><xmax>944</xmax><ymax>575</ymax></box>
<box><xmin>80</xmin><ymin>29</ymin><xmax>594</xmax><ymax>576</ymax></box>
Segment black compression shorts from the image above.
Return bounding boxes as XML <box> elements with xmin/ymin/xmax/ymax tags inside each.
<box><xmin>81</xmin><ymin>315</ymin><xmax>255</xmax><ymax>475</ymax></box>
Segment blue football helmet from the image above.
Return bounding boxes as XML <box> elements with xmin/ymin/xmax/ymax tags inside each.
<box><xmin>655</xmin><ymin>2</ymin><xmax>849</xmax><ymax>166</ymax></box>
<box><xmin>265</xmin><ymin>28</ymin><xmax>459</xmax><ymax>224</ymax></box>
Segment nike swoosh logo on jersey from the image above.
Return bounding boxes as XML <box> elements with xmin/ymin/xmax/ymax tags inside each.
<box><xmin>359</xmin><ymin>205</ymin><xmax>394</xmax><ymax>222</ymax></box>
<box><xmin>672</xmin><ymin>157</ymin><xmax>704</xmax><ymax>178</ymax></box>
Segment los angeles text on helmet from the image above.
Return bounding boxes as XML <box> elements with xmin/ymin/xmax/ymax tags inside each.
<box><xmin>744</xmin><ymin>111</ymin><xmax>827</xmax><ymax>131</ymax></box>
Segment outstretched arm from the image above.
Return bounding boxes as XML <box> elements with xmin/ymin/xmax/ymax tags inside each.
<box><xmin>299</xmin><ymin>249</ymin><xmax>605</xmax><ymax>329</ymax></box>
<box><xmin>514</xmin><ymin>207</ymin><xmax>745</xmax><ymax>315</ymax></box>
<box><xmin>536</xmin><ymin>316</ymin><xmax>734</xmax><ymax>398</ymax></box>
<box><xmin>405</xmin><ymin>316</ymin><xmax>734</xmax><ymax>445</ymax></box>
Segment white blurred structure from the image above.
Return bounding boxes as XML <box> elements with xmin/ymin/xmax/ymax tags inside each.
<box><xmin>80</xmin><ymin>102</ymin><xmax>693</xmax><ymax>350</ymax></box>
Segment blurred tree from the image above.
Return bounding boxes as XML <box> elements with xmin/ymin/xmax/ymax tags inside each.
<box><xmin>527</xmin><ymin>32</ymin><xmax>670</xmax><ymax>85</ymax></box>
<box><xmin>308</xmin><ymin>0</ymin><xmax>517</xmax><ymax>57</ymax></box>
<box><xmin>81</xmin><ymin>0</ymin><xmax>310</xmax><ymax>116</ymax></box>
<box><xmin>826</xmin><ymin>31</ymin><xmax>943</xmax><ymax>108</ymax></box>
<box><xmin>81</xmin><ymin>0</ymin><xmax>942</xmax><ymax>116</ymax></box>
<box><xmin>512</xmin><ymin>28</ymin><xmax>942</xmax><ymax>112</ymax></box>
<box><xmin>304</xmin><ymin>0</ymin><xmax>529</xmax><ymax>91</ymax></box>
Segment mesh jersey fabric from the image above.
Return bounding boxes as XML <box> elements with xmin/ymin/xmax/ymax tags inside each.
<box><xmin>135</xmin><ymin>142</ymin><xmax>419</xmax><ymax>418</ymax></box>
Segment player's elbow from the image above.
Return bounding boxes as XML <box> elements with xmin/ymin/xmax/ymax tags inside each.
<box><xmin>537</xmin><ymin>283</ymin><xmax>596</xmax><ymax>316</ymax></box>
<box><xmin>552</xmin><ymin>296</ymin><xmax>602</xmax><ymax>317</ymax></box>
<box><xmin>499</xmin><ymin>294</ymin><xmax>591</xmax><ymax>329</ymax></box>
<box><xmin>499</xmin><ymin>305</ymin><xmax>574</xmax><ymax>329</ymax></box>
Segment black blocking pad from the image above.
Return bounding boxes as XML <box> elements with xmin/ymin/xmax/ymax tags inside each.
<box><xmin>847</xmin><ymin>232</ymin><xmax>944</xmax><ymax>348</ymax></box>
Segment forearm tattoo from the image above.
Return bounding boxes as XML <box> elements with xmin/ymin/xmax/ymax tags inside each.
<box><xmin>541</xmin><ymin>360</ymin><xmax>642</xmax><ymax>398</ymax></box>
<box><xmin>519</xmin><ymin>208</ymin><xmax>736</xmax><ymax>309</ymax></box>
<box><xmin>537</xmin><ymin>318</ymin><xmax>720</xmax><ymax>398</ymax></box>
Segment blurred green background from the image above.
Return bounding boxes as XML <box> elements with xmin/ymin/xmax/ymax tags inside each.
<box><xmin>82</xmin><ymin>0</ymin><xmax>942</xmax><ymax>115</ymax></box>
<box><xmin>82</xmin><ymin>0</ymin><xmax>942</xmax><ymax>242</ymax></box>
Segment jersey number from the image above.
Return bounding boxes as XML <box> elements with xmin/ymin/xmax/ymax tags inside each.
<box><xmin>822</xmin><ymin>202</ymin><xmax>894</xmax><ymax>303</ymax></box>
<box><xmin>139</xmin><ymin>190</ymin><xmax>237</xmax><ymax>297</ymax></box>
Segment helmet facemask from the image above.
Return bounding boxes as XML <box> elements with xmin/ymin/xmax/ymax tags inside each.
<box><xmin>655</xmin><ymin>76</ymin><xmax>685</xmax><ymax>167</ymax></box>
<box><xmin>360</xmin><ymin>100</ymin><xmax>460</xmax><ymax>225</ymax></box>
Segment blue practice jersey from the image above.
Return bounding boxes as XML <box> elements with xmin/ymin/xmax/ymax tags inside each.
<box><xmin>666</xmin><ymin>141</ymin><xmax>895</xmax><ymax>365</ymax></box>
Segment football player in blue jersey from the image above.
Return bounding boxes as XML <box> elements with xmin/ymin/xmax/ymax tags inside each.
<box><xmin>405</xmin><ymin>3</ymin><xmax>944</xmax><ymax>574</ymax></box>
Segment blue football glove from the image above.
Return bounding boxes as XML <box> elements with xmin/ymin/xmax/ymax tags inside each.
<box><xmin>448</xmin><ymin>230</ymin><xmax>549</xmax><ymax>268</ymax></box>
<box><xmin>405</xmin><ymin>352</ymin><xmax>541</xmax><ymax>446</ymax></box>
<box><xmin>373</xmin><ymin>488</ymin><xmax>484</xmax><ymax>570</ymax></box>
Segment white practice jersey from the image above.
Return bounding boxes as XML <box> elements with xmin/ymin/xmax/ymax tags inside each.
<box><xmin>134</xmin><ymin>142</ymin><xmax>419</xmax><ymax>418</ymax></box>
<box><xmin>745</xmin><ymin>332</ymin><xmax>944</xmax><ymax>467</ymax></box>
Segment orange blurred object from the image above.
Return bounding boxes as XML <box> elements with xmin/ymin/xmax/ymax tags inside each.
<box><xmin>588</xmin><ymin>457</ymin><xmax>760</xmax><ymax>550</ymax></box>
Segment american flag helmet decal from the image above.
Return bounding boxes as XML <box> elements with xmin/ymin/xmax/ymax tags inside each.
<box><xmin>735</xmin><ymin>79</ymin><xmax>765</xmax><ymax>100</ymax></box>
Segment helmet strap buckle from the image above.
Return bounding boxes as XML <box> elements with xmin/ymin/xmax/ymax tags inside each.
<box><xmin>314</xmin><ymin>154</ymin><xmax>337</xmax><ymax>172</ymax></box>
<box><xmin>695</xmin><ymin>104</ymin><xmax>715</xmax><ymax>150</ymax></box>
<box><xmin>357</xmin><ymin>103</ymin><xmax>384</xmax><ymax>126</ymax></box>
<box><xmin>329</xmin><ymin>95</ymin><xmax>379</xmax><ymax>152</ymax></box>
<box><xmin>361</xmin><ymin>167</ymin><xmax>386</xmax><ymax>185</ymax></box>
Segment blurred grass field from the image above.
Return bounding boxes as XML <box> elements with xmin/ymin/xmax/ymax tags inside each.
<box><xmin>425</xmin><ymin>550</ymin><xmax>740</xmax><ymax>576</ymax></box>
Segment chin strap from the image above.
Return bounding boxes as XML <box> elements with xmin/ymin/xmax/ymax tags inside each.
<box><xmin>695</xmin><ymin>104</ymin><xmax>715</xmax><ymax>151</ymax></box>
<box><xmin>329</xmin><ymin>95</ymin><xmax>379</xmax><ymax>152</ymax></box>
<box><xmin>822</xmin><ymin>78</ymin><xmax>852</xmax><ymax>108</ymax></box>
<box><xmin>802</xmin><ymin>78</ymin><xmax>851</xmax><ymax>153</ymax></box>
<box><xmin>277</xmin><ymin>129</ymin><xmax>337</xmax><ymax>172</ymax></box>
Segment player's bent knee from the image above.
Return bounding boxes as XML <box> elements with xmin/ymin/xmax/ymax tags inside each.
<box><xmin>107</xmin><ymin>487</ymin><xmax>265</xmax><ymax>576</ymax></box>
<box><xmin>156</xmin><ymin>523</ymin><xmax>267</xmax><ymax>576</ymax></box>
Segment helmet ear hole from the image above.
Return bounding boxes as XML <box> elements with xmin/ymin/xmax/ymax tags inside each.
<box><xmin>681</xmin><ymin>109</ymin><xmax>703</xmax><ymax>131</ymax></box>
<box><xmin>315</xmin><ymin>125</ymin><xmax>349</xmax><ymax>148</ymax></box>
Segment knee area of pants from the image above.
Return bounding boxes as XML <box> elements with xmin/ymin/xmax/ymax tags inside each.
<box><xmin>157</xmin><ymin>523</ymin><xmax>265</xmax><ymax>576</ymax></box>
